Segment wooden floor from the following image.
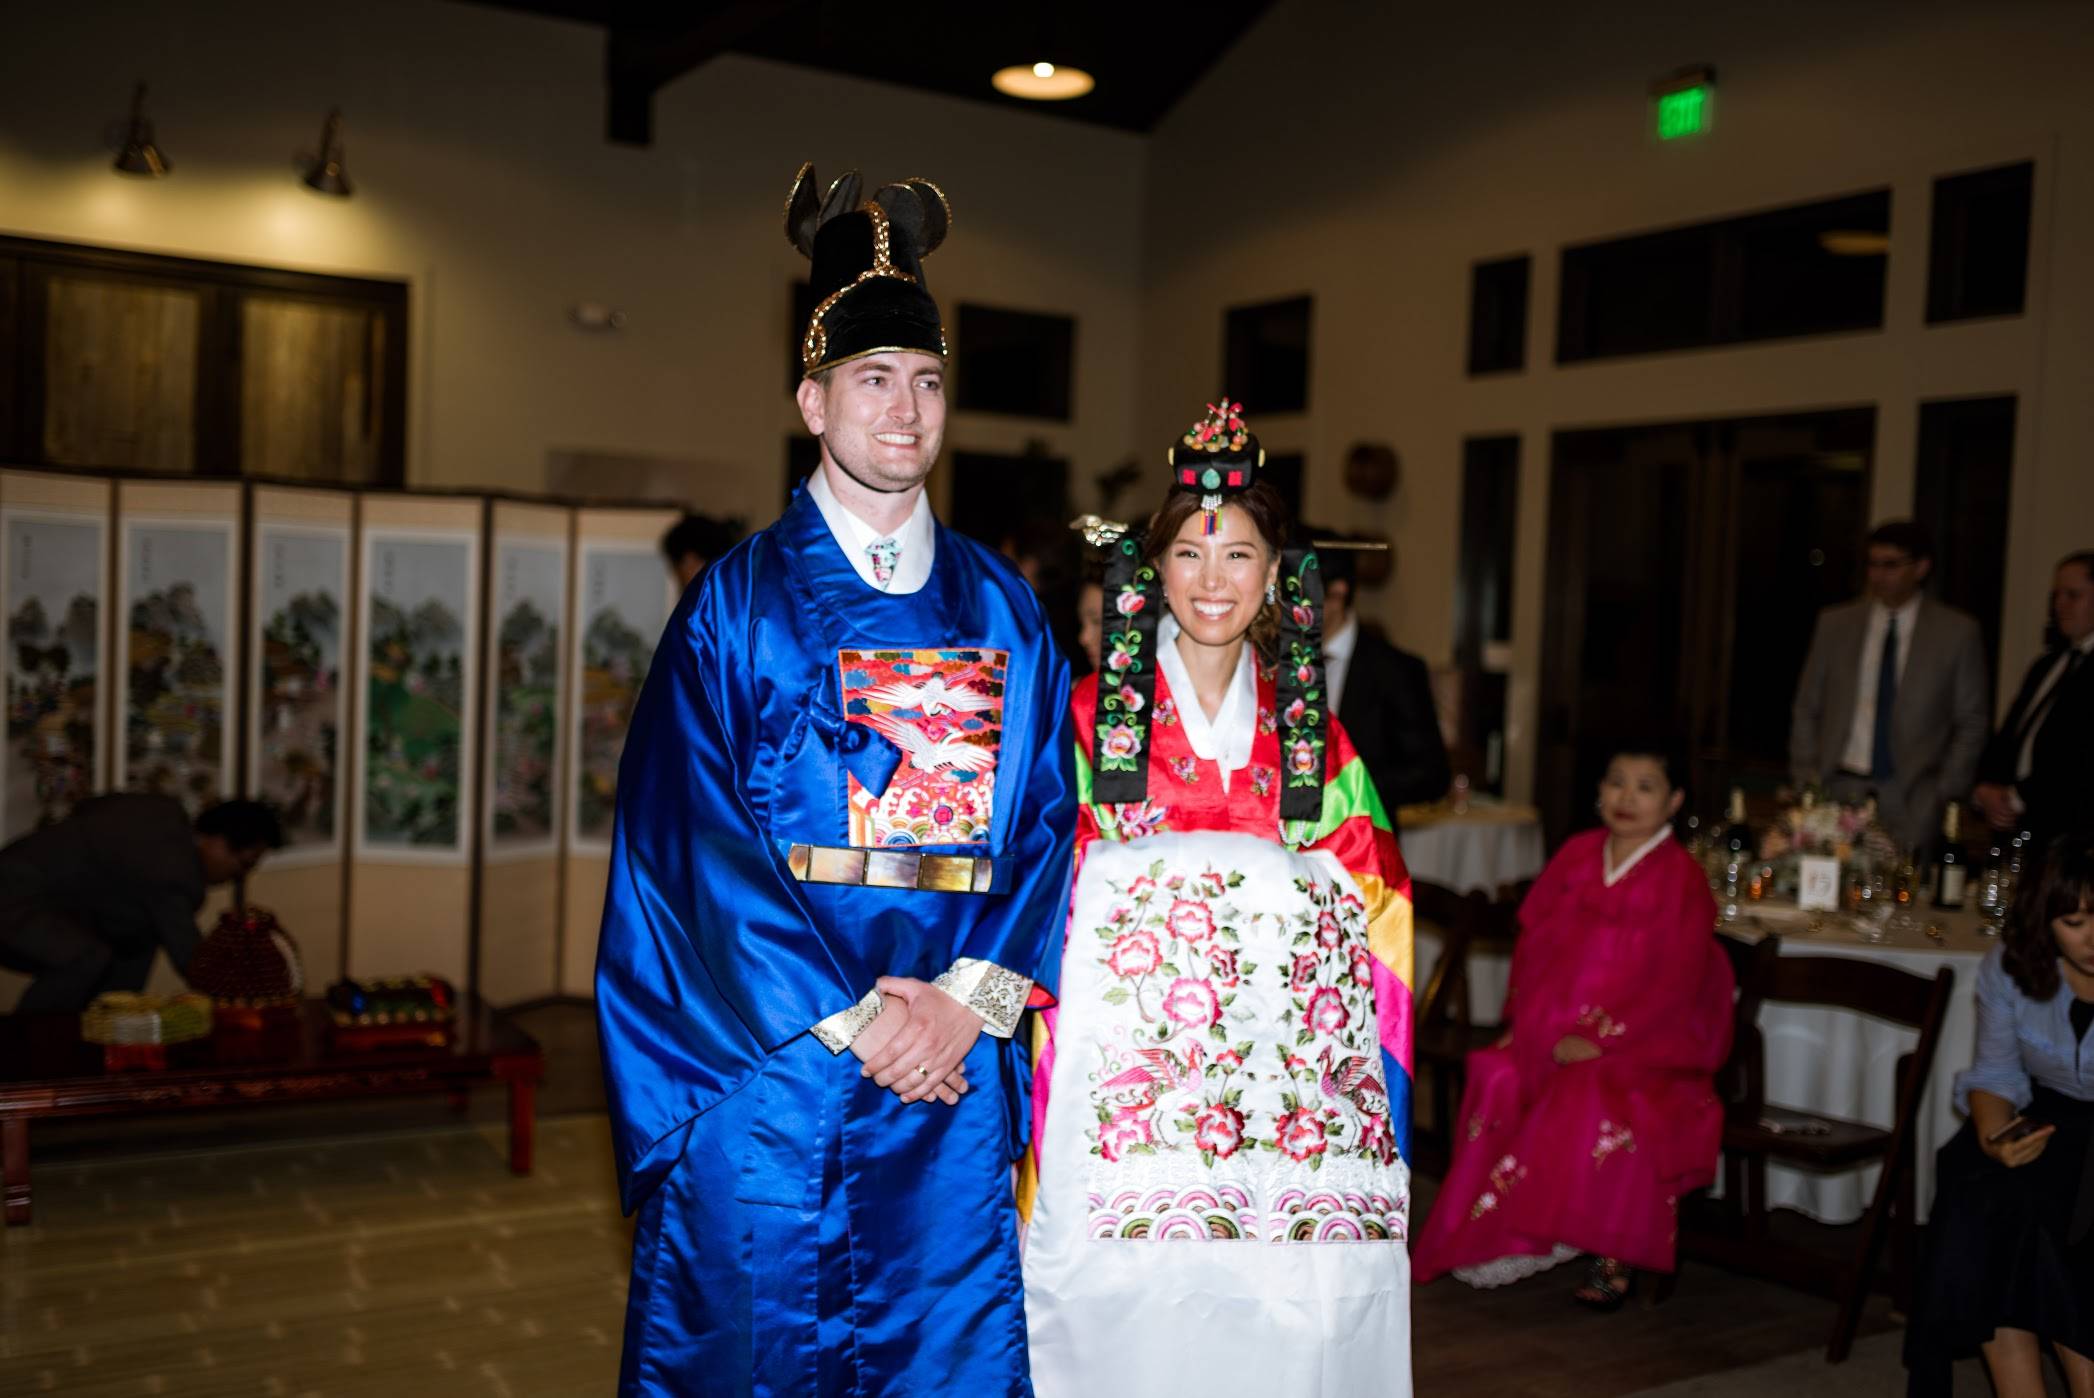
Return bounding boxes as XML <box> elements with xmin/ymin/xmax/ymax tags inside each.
<box><xmin>0</xmin><ymin>1004</ymin><xmax>1895</xmax><ymax>1396</ymax></box>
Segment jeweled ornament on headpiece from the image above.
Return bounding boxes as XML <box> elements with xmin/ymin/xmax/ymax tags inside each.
<box><xmin>785</xmin><ymin>162</ymin><xmax>952</xmax><ymax>375</ymax></box>
<box><xmin>1168</xmin><ymin>398</ymin><xmax>1266</xmax><ymax>534</ymax></box>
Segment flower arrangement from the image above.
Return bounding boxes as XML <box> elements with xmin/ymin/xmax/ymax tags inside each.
<box><xmin>1760</xmin><ymin>791</ymin><xmax>1897</xmax><ymax>866</ymax></box>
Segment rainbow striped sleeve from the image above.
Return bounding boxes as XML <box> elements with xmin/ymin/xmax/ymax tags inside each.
<box><xmin>1297</xmin><ymin>732</ymin><xmax>1416</xmax><ymax>1167</ymax></box>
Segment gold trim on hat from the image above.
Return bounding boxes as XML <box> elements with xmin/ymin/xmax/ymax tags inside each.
<box><xmin>800</xmin><ymin>200</ymin><xmax>938</xmax><ymax>371</ymax></box>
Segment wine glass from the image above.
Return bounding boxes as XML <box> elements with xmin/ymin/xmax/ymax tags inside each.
<box><xmin>1884</xmin><ymin>848</ymin><xmax>1921</xmax><ymax>938</ymax></box>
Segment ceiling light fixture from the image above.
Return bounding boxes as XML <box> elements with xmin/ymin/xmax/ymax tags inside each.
<box><xmin>299</xmin><ymin>109</ymin><xmax>352</xmax><ymax>197</ymax></box>
<box><xmin>992</xmin><ymin>61</ymin><xmax>1095</xmax><ymax>101</ymax></box>
<box><xmin>112</xmin><ymin>82</ymin><xmax>170</xmax><ymax>177</ymax></box>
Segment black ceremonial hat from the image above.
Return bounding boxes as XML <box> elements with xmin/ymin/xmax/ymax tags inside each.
<box><xmin>786</xmin><ymin>163</ymin><xmax>951</xmax><ymax>375</ymax></box>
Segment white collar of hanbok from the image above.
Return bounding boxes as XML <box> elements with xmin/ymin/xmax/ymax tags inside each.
<box><xmin>1602</xmin><ymin>825</ymin><xmax>1674</xmax><ymax>887</ymax></box>
<box><xmin>803</xmin><ymin>464</ymin><xmax>936</xmax><ymax>595</ymax></box>
<box><xmin>1157</xmin><ymin>613</ymin><xmax>1258</xmax><ymax>793</ymax></box>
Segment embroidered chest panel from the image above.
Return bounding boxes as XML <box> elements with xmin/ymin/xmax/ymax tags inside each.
<box><xmin>839</xmin><ymin>648</ymin><xmax>1008</xmax><ymax>847</ymax></box>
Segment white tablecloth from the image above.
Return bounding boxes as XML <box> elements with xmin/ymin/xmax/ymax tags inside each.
<box><xmin>1738</xmin><ymin>903</ymin><xmax>1987</xmax><ymax>1225</ymax></box>
<box><xmin>1412</xmin><ymin>895</ymin><xmax>1988</xmax><ymax>1225</ymax></box>
<box><xmin>1398</xmin><ymin>802</ymin><xmax>1545</xmax><ymax>897</ymax></box>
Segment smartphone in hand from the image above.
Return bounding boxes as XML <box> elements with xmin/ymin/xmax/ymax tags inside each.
<box><xmin>1987</xmin><ymin>1117</ymin><xmax>2047</xmax><ymax>1146</ymax></box>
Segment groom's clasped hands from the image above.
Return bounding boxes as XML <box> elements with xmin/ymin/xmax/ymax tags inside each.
<box><xmin>849</xmin><ymin>975</ymin><xmax>984</xmax><ymax>1105</ymax></box>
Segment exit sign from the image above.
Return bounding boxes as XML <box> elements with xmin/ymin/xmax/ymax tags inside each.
<box><xmin>1652</xmin><ymin>66</ymin><xmax>1716</xmax><ymax>140</ymax></box>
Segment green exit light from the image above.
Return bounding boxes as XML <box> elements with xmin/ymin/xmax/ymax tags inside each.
<box><xmin>1656</xmin><ymin>84</ymin><xmax>1711</xmax><ymax>139</ymax></box>
<box><xmin>1652</xmin><ymin>67</ymin><xmax>1716</xmax><ymax>140</ymax></box>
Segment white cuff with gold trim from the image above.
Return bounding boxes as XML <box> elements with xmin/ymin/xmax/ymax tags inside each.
<box><xmin>810</xmin><ymin>988</ymin><xmax>884</xmax><ymax>1054</ymax></box>
<box><xmin>934</xmin><ymin>958</ymin><xmax>1032</xmax><ymax>1039</ymax></box>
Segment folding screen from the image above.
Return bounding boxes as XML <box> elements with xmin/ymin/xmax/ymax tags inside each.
<box><xmin>244</xmin><ymin>484</ymin><xmax>354</xmax><ymax>992</ymax></box>
<box><xmin>114</xmin><ymin>479</ymin><xmax>245</xmax><ymax>993</ymax></box>
<box><xmin>477</xmin><ymin>499</ymin><xmax>572</xmax><ymax>1006</ymax></box>
<box><xmin>0</xmin><ymin>469</ymin><xmax>111</xmax><ymax>1009</ymax></box>
<box><xmin>559</xmin><ymin>505</ymin><xmax>679</xmax><ymax>995</ymax></box>
<box><xmin>347</xmin><ymin>494</ymin><xmax>481</xmax><ymax>986</ymax></box>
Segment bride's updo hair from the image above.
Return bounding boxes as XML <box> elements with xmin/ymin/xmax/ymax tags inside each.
<box><xmin>1139</xmin><ymin>479</ymin><xmax>1295</xmax><ymax>658</ymax></box>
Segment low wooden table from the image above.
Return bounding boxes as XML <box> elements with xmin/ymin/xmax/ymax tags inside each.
<box><xmin>0</xmin><ymin>995</ymin><xmax>544</xmax><ymax>1226</ymax></box>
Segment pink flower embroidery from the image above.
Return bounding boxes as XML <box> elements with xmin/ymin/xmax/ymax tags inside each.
<box><xmin>1101</xmin><ymin>726</ymin><xmax>1140</xmax><ymax>761</ymax></box>
<box><xmin>1315</xmin><ymin>909</ymin><xmax>1344</xmax><ymax>949</ymax></box>
<box><xmin>1107</xmin><ymin>930</ymin><xmax>1163</xmax><ymax>979</ymax></box>
<box><xmin>1294</xmin><ymin>661</ymin><xmax>1316</xmax><ymax>686</ymax></box>
<box><xmin>1097</xmin><ymin>1107</ymin><xmax>1155</xmax><ymax>1162</ymax></box>
<box><xmin>1117</xmin><ymin>802</ymin><xmax>1171</xmax><ymax>839</ymax></box>
<box><xmin>1283</xmin><ymin>698</ymin><xmax>1307</xmax><ymax>728</ymax></box>
<box><xmin>1361</xmin><ymin>1111</ymin><xmax>1396</xmax><ymax>1166</ymax></box>
<box><xmin>1166</xmin><ymin>899</ymin><xmax>1216</xmax><ymax>944</ymax></box>
<box><xmin>1304</xmin><ymin>986</ymin><xmax>1350</xmax><ymax>1034</ymax></box>
<box><xmin>1338</xmin><ymin>893</ymin><xmax>1364</xmax><ymax>915</ymax></box>
<box><xmin>1161</xmin><ymin>977</ymin><xmax>1222</xmax><ymax>1027</ymax></box>
<box><xmin>1288</xmin><ymin>739</ymin><xmax>1318</xmax><ymax>775</ymax></box>
<box><xmin>1273</xmin><ymin>1108</ymin><xmax>1329</xmax><ymax>1162</ymax></box>
<box><xmin>1154</xmin><ymin>698</ymin><xmax>1179</xmax><ymax>726</ymax></box>
<box><xmin>1193</xmin><ymin>1103</ymin><xmax>1247</xmax><ymax>1159</ymax></box>
<box><xmin>1196</xmin><ymin>870</ymin><xmax>1227</xmax><ymax>897</ymax></box>
<box><xmin>1214</xmin><ymin>1047</ymin><xmax>1245</xmax><ymax>1068</ymax></box>
<box><xmin>1115</xmin><ymin>588</ymin><xmax>1146</xmax><ymax>617</ymax></box>
<box><xmin>1250</xmin><ymin>766</ymin><xmax>1275</xmax><ymax>797</ymax></box>
<box><xmin>1117</xmin><ymin>684</ymin><xmax>1145</xmax><ymax>714</ymax></box>
<box><xmin>1107</xmin><ymin>648</ymin><xmax>1134</xmax><ymax>673</ymax></box>
<box><xmin>1258</xmin><ymin>705</ymin><xmax>1278</xmax><ymax>735</ymax></box>
<box><xmin>1349</xmin><ymin>944</ymin><xmax>1375</xmax><ymax>988</ymax></box>
<box><xmin>1207</xmin><ymin>945</ymin><xmax>1241</xmax><ymax>985</ymax></box>
<box><xmin>1290</xmin><ymin>602</ymin><xmax>1315</xmax><ymax>629</ymax></box>
<box><xmin>1289</xmin><ymin>951</ymin><xmax>1320</xmax><ymax>992</ymax></box>
<box><xmin>1168</xmin><ymin>755</ymin><xmax>1200</xmax><ymax>785</ymax></box>
<box><xmin>1127</xmin><ymin>876</ymin><xmax>1158</xmax><ymax>900</ymax></box>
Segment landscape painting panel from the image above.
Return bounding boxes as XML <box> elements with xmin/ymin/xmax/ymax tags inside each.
<box><xmin>126</xmin><ymin>523</ymin><xmax>233</xmax><ymax>814</ymax></box>
<box><xmin>364</xmin><ymin>536</ymin><xmax>470</xmax><ymax>851</ymax></box>
<box><xmin>575</xmin><ymin>548</ymin><xmax>667</xmax><ymax>843</ymax></box>
<box><xmin>491</xmin><ymin>541</ymin><xmax>563</xmax><ymax>847</ymax></box>
<box><xmin>256</xmin><ymin>528</ymin><xmax>346</xmax><ymax>850</ymax></box>
<box><xmin>4</xmin><ymin>514</ymin><xmax>102</xmax><ymax>842</ymax></box>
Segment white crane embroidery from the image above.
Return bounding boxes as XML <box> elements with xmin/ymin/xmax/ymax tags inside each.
<box><xmin>864</xmin><ymin>713</ymin><xmax>996</xmax><ymax>776</ymax></box>
<box><xmin>859</xmin><ymin>676</ymin><xmax>995</xmax><ymax>716</ymax></box>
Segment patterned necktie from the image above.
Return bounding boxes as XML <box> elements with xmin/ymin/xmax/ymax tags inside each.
<box><xmin>866</xmin><ymin>536</ymin><xmax>901</xmax><ymax>588</ymax></box>
<box><xmin>1871</xmin><ymin>613</ymin><xmax>1899</xmax><ymax>780</ymax></box>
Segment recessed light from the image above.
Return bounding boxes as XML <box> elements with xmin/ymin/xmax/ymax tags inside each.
<box><xmin>992</xmin><ymin>63</ymin><xmax>1095</xmax><ymax>101</ymax></box>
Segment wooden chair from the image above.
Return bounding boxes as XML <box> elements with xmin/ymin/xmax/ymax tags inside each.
<box><xmin>1411</xmin><ymin>880</ymin><xmax>1516</xmax><ymax>1164</ymax></box>
<box><xmin>1682</xmin><ymin>953</ymin><xmax>1955</xmax><ymax>1362</ymax></box>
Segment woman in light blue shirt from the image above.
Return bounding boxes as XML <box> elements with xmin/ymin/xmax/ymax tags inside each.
<box><xmin>1907</xmin><ymin>835</ymin><xmax>2094</xmax><ymax>1398</ymax></box>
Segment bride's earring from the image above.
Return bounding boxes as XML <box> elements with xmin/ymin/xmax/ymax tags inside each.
<box><xmin>1265</xmin><ymin>581</ymin><xmax>1277</xmax><ymax>605</ymax></box>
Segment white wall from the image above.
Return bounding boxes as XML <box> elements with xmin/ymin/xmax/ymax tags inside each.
<box><xmin>1142</xmin><ymin>0</ymin><xmax>2094</xmax><ymax>801</ymax></box>
<box><xmin>0</xmin><ymin>0</ymin><xmax>1146</xmax><ymax>524</ymax></box>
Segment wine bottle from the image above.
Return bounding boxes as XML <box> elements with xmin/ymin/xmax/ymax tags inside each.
<box><xmin>1934</xmin><ymin>804</ymin><xmax>1967</xmax><ymax>909</ymax></box>
<box><xmin>1722</xmin><ymin>787</ymin><xmax>1752</xmax><ymax>856</ymax></box>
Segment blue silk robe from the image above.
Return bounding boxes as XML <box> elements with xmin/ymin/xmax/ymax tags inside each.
<box><xmin>596</xmin><ymin>486</ymin><xmax>1077</xmax><ymax>1397</ymax></box>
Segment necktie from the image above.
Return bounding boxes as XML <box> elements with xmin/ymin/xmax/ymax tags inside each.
<box><xmin>866</xmin><ymin>536</ymin><xmax>901</xmax><ymax>588</ymax></box>
<box><xmin>1871</xmin><ymin>614</ymin><xmax>1899</xmax><ymax>780</ymax></box>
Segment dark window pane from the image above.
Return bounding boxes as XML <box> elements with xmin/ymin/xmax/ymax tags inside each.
<box><xmin>955</xmin><ymin>304</ymin><xmax>1074</xmax><ymax>421</ymax></box>
<box><xmin>1927</xmin><ymin>162</ymin><xmax>2033</xmax><ymax>324</ymax></box>
<box><xmin>1915</xmin><ymin>395</ymin><xmax>2017</xmax><ymax>677</ymax></box>
<box><xmin>1223</xmin><ymin>296</ymin><xmax>1311</xmax><ymax>414</ymax></box>
<box><xmin>1456</xmin><ymin>436</ymin><xmax>1518</xmax><ymax>661</ymax></box>
<box><xmin>1734</xmin><ymin>193</ymin><xmax>1889</xmax><ymax>342</ymax></box>
<box><xmin>949</xmin><ymin>448</ymin><xmax>1069</xmax><ymax>552</ymax></box>
<box><xmin>787</xmin><ymin>280</ymin><xmax>816</xmax><ymax>394</ymax></box>
<box><xmin>1557</xmin><ymin>190</ymin><xmax>1888</xmax><ymax>363</ymax></box>
<box><xmin>1467</xmin><ymin>256</ymin><xmax>1530</xmax><ymax>375</ymax></box>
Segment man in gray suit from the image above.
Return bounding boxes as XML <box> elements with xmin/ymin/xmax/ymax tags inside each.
<box><xmin>1790</xmin><ymin>521</ymin><xmax>1990</xmax><ymax>851</ymax></box>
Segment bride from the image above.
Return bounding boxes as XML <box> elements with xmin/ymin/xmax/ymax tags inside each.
<box><xmin>1022</xmin><ymin>401</ymin><xmax>1417</xmax><ymax>1396</ymax></box>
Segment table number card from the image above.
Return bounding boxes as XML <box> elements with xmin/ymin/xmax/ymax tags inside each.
<box><xmin>1797</xmin><ymin>856</ymin><xmax>1842</xmax><ymax>911</ymax></box>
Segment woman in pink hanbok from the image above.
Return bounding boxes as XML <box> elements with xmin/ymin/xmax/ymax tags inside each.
<box><xmin>1412</xmin><ymin>742</ymin><xmax>1733</xmax><ymax>1307</ymax></box>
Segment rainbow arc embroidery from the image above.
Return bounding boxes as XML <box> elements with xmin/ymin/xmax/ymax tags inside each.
<box><xmin>839</xmin><ymin>648</ymin><xmax>1007</xmax><ymax>847</ymax></box>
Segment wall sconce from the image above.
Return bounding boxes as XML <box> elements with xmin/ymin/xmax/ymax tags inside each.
<box><xmin>299</xmin><ymin>109</ymin><xmax>352</xmax><ymax>196</ymax></box>
<box><xmin>112</xmin><ymin>82</ymin><xmax>170</xmax><ymax>177</ymax></box>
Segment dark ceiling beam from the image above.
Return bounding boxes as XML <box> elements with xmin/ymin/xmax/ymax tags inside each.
<box><xmin>605</xmin><ymin>1</ymin><xmax>793</xmax><ymax>145</ymax></box>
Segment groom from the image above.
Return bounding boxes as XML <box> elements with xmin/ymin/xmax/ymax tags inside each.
<box><xmin>595</xmin><ymin>163</ymin><xmax>1076</xmax><ymax>1397</ymax></box>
